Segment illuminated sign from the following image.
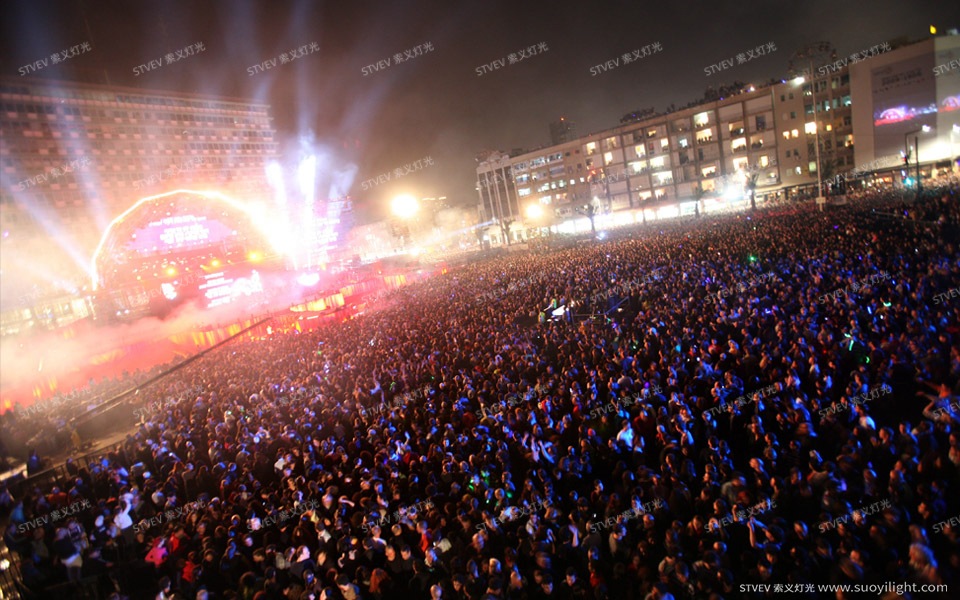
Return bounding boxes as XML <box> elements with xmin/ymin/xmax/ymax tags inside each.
<box><xmin>130</xmin><ymin>214</ymin><xmax>233</xmax><ymax>256</ymax></box>
<box><xmin>873</xmin><ymin>102</ymin><xmax>939</xmax><ymax>126</ymax></box>
<box><xmin>152</xmin><ymin>216</ymin><xmax>211</xmax><ymax>246</ymax></box>
<box><xmin>198</xmin><ymin>270</ymin><xmax>263</xmax><ymax>308</ymax></box>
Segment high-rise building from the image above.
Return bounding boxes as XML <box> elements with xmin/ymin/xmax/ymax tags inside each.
<box><xmin>549</xmin><ymin>117</ymin><xmax>577</xmax><ymax>145</ymax></box>
<box><xmin>0</xmin><ymin>77</ymin><xmax>278</xmax><ymax>330</ymax></box>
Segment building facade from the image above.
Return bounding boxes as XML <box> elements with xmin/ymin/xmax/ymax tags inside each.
<box><xmin>849</xmin><ymin>36</ymin><xmax>960</xmax><ymax>178</ymax></box>
<box><xmin>480</xmin><ymin>87</ymin><xmax>783</xmax><ymax>238</ymax></box>
<box><xmin>772</xmin><ymin>70</ymin><xmax>854</xmax><ymax>191</ymax></box>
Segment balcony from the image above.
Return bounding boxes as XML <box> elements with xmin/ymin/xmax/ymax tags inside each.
<box><xmin>729</xmin><ymin>128</ymin><xmax>745</xmax><ymax>136</ymax></box>
<box><xmin>750</xmin><ymin>142</ymin><xmax>764</xmax><ymax>150</ymax></box>
<box><xmin>696</xmin><ymin>137</ymin><xmax>714</xmax><ymax>145</ymax></box>
<box><xmin>731</xmin><ymin>146</ymin><xmax>748</xmax><ymax>154</ymax></box>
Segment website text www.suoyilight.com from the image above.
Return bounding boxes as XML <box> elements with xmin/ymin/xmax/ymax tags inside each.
<box><xmin>740</xmin><ymin>582</ymin><xmax>947</xmax><ymax>595</ymax></box>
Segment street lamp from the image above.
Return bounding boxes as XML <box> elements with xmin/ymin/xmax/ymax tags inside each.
<box><xmin>904</xmin><ymin>125</ymin><xmax>932</xmax><ymax>198</ymax></box>
<box><xmin>525</xmin><ymin>203</ymin><xmax>546</xmax><ymax>238</ymax></box>
<box><xmin>390</xmin><ymin>194</ymin><xmax>419</xmax><ymax>251</ymax></box>
<box><xmin>790</xmin><ymin>43</ymin><xmax>836</xmax><ymax>211</ymax></box>
<box><xmin>391</xmin><ymin>194</ymin><xmax>419</xmax><ymax>219</ymax></box>
<box><xmin>792</xmin><ymin>73</ymin><xmax>823</xmax><ymax>209</ymax></box>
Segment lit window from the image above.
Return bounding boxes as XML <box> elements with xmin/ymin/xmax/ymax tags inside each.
<box><xmin>650</xmin><ymin>156</ymin><xmax>665</xmax><ymax>168</ymax></box>
<box><xmin>634</xmin><ymin>144</ymin><xmax>645</xmax><ymax>157</ymax></box>
<box><xmin>585</xmin><ymin>142</ymin><xmax>596</xmax><ymax>155</ymax></box>
<box><xmin>795</xmin><ymin>166</ymin><xmax>802</xmax><ymax>175</ymax></box>
<box><xmin>791</xmin><ymin>129</ymin><xmax>799</xmax><ymax>138</ymax></box>
<box><xmin>809</xmin><ymin>162</ymin><xmax>817</xmax><ymax>173</ymax></box>
<box><xmin>603</xmin><ymin>152</ymin><xmax>614</xmax><ymax>165</ymax></box>
<box><xmin>804</xmin><ymin>122</ymin><xmax>817</xmax><ymax>135</ymax></box>
<box><xmin>782</xmin><ymin>131</ymin><xmax>791</xmax><ymax>140</ymax></box>
<box><xmin>661</xmin><ymin>139</ymin><xmax>669</xmax><ymax>148</ymax></box>
<box><xmin>759</xmin><ymin>155</ymin><xmax>769</xmax><ymax>167</ymax></box>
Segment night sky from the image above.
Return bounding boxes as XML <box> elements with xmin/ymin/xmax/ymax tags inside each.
<box><xmin>2</xmin><ymin>0</ymin><xmax>958</xmax><ymax>221</ymax></box>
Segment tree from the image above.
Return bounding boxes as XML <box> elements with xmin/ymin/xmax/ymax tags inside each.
<box><xmin>576</xmin><ymin>203</ymin><xmax>598</xmax><ymax>236</ymax></box>
<box><xmin>498</xmin><ymin>218</ymin><xmax>515</xmax><ymax>246</ymax></box>
<box><xmin>747</xmin><ymin>171</ymin><xmax>760</xmax><ymax>210</ymax></box>
<box><xmin>819</xmin><ymin>158</ymin><xmax>840</xmax><ymax>195</ymax></box>
<box><xmin>693</xmin><ymin>183</ymin><xmax>706</xmax><ymax>218</ymax></box>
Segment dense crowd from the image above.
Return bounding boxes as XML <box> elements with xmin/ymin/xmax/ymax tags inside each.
<box><xmin>1</xmin><ymin>178</ymin><xmax>959</xmax><ymax>600</ymax></box>
<box><xmin>0</xmin><ymin>365</ymin><xmax>174</xmax><ymax>464</ymax></box>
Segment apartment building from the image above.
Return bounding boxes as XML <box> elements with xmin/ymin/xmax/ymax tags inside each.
<box><xmin>579</xmin><ymin>86</ymin><xmax>780</xmax><ymax>215</ymax></box>
<box><xmin>772</xmin><ymin>70</ymin><xmax>854</xmax><ymax>191</ymax></box>
<box><xmin>478</xmin><ymin>86</ymin><xmax>783</xmax><ymax>238</ymax></box>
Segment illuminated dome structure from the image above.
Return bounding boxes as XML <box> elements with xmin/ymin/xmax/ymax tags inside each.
<box><xmin>92</xmin><ymin>190</ymin><xmax>284</xmax><ymax>318</ymax></box>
